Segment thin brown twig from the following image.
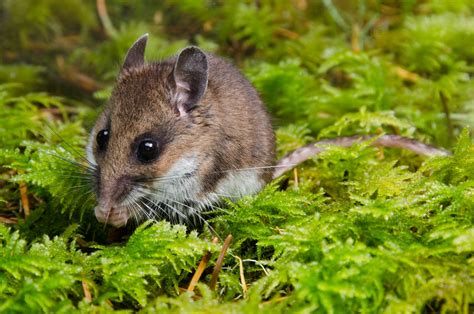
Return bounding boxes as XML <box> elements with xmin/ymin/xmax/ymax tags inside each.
<box><xmin>351</xmin><ymin>24</ymin><xmax>361</xmax><ymax>52</ymax></box>
<box><xmin>96</xmin><ymin>0</ymin><xmax>117</xmax><ymax>37</ymax></box>
<box><xmin>393</xmin><ymin>66</ymin><xmax>420</xmax><ymax>83</ymax></box>
<box><xmin>209</xmin><ymin>234</ymin><xmax>233</xmax><ymax>291</ymax></box>
<box><xmin>294</xmin><ymin>0</ymin><xmax>308</xmax><ymax>11</ymax></box>
<box><xmin>293</xmin><ymin>168</ymin><xmax>299</xmax><ymax>189</ymax></box>
<box><xmin>19</xmin><ymin>182</ymin><xmax>30</xmax><ymax>217</ymax></box>
<box><xmin>56</xmin><ymin>56</ymin><xmax>104</xmax><ymax>93</ymax></box>
<box><xmin>0</xmin><ymin>216</ymin><xmax>18</xmax><ymax>224</ymax></box>
<box><xmin>187</xmin><ymin>237</ymin><xmax>219</xmax><ymax>292</ymax></box>
<box><xmin>235</xmin><ymin>255</ymin><xmax>248</xmax><ymax>298</ymax></box>
<box><xmin>274</xmin><ymin>28</ymin><xmax>299</xmax><ymax>40</ymax></box>
<box><xmin>82</xmin><ymin>278</ymin><xmax>92</xmax><ymax>302</ymax></box>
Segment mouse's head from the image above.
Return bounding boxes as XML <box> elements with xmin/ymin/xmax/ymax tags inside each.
<box><xmin>87</xmin><ymin>34</ymin><xmax>210</xmax><ymax>227</ymax></box>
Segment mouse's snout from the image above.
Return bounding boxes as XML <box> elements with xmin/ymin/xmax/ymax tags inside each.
<box><xmin>95</xmin><ymin>174</ymin><xmax>135</xmax><ymax>227</ymax></box>
<box><xmin>110</xmin><ymin>175</ymin><xmax>133</xmax><ymax>202</ymax></box>
<box><xmin>97</xmin><ymin>173</ymin><xmax>134</xmax><ymax>205</ymax></box>
<box><xmin>95</xmin><ymin>206</ymin><xmax>130</xmax><ymax>227</ymax></box>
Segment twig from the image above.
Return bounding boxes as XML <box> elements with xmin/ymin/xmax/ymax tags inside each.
<box><xmin>0</xmin><ymin>216</ymin><xmax>18</xmax><ymax>224</ymax></box>
<box><xmin>56</xmin><ymin>56</ymin><xmax>104</xmax><ymax>93</ymax></box>
<box><xmin>187</xmin><ymin>237</ymin><xmax>219</xmax><ymax>292</ymax></box>
<box><xmin>293</xmin><ymin>168</ymin><xmax>299</xmax><ymax>189</ymax></box>
<box><xmin>19</xmin><ymin>182</ymin><xmax>30</xmax><ymax>217</ymax></box>
<box><xmin>294</xmin><ymin>0</ymin><xmax>308</xmax><ymax>11</ymax></box>
<box><xmin>393</xmin><ymin>66</ymin><xmax>420</xmax><ymax>83</ymax></box>
<box><xmin>439</xmin><ymin>91</ymin><xmax>454</xmax><ymax>143</ymax></box>
<box><xmin>351</xmin><ymin>24</ymin><xmax>361</xmax><ymax>52</ymax></box>
<box><xmin>235</xmin><ymin>255</ymin><xmax>248</xmax><ymax>298</ymax></box>
<box><xmin>82</xmin><ymin>278</ymin><xmax>92</xmax><ymax>302</ymax></box>
<box><xmin>209</xmin><ymin>234</ymin><xmax>233</xmax><ymax>291</ymax></box>
<box><xmin>75</xmin><ymin>237</ymin><xmax>89</xmax><ymax>249</ymax></box>
<box><xmin>242</xmin><ymin>259</ymin><xmax>270</xmax><ymax>276</ymax></box>
<box><xmin>96</xmin><ymin>0</ymin><xmax>117</xmax><ymax>37</ymax></box>
<box><xmin>275</xmin><ymin>28</ymin><xmax>299</xmax><ymax>40</ymax></box>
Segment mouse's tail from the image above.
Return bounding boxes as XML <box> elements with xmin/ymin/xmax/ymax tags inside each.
<box><xmin>273</xmin><ymin>135</ymin><xmax>451</xmax><ymax>179</ymax></box>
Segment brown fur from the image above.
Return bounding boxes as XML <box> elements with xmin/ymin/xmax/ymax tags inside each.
<box><xmin>90</xmin><ymin>52</ymin><xmax>275</xmax><ymax>213</ymax></box>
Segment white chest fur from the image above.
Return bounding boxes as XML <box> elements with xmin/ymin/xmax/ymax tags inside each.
<box><xmin>146</xmin><ymin>153</ymin><xmax>264</xmax><ymax>222</ymax></box>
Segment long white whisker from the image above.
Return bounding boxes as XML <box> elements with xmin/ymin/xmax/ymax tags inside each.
<box><xmin>167</xmin><ymin>198</ymin><xmax>222</xmax><ymax>240</ymax></box>
<box><xmin>137</xmin><ymin>185</ymin><xmax>194</xmax><ymax>224</ymax></box>
<box><xmin>135</xmin><ymin>164</ymin><xmax>297</xmax><ymax>186</ymax></box>
<box><xmin>133</xmin><ymin>195</ymin><xmax>156</xmax><ymax>221</ymax></box>
<box><xmin>221</xmin><ymin>164</ymin><xmax>297</xmax><ymax>172</ymax></box>
<box><xmin>46</xmin><ymin>152</ymin><xmax>97</xmax><ymax>172</ymax></box>
<box><xmin>161</xmin><ymin>201</ymin><xmax>189</xmax><ymax>223</ymax></box>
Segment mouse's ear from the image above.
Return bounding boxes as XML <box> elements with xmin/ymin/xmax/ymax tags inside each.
<box><xmin>172</xmin><ymin>46</ymin><xmax>208</xmax><ymax>115</ymax></box>
<box><xmin>122</xmin><ymin>33</ymin><xmax>148</xmax><ymax>70</ymax></box>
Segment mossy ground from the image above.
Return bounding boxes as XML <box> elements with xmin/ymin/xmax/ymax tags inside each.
<box><xmin>0</xmin><ymin>1</ymin><xmax>473</xmax><ymax>313</ymax></box>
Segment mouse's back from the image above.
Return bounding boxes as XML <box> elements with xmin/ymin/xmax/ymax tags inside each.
<box><xmin>87</xmin><ymin>34</ymin><xmax>275</xmax><ymax>227</ymax></box>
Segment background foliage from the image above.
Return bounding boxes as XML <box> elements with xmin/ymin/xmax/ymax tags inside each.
<box><xmin>0</xmin><ymin>0</ymin><xmax>473</xmax><ymax>312</ymax></box>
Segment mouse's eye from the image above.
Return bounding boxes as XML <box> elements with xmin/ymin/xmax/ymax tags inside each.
<box><xmin>137</xmin><ymin>140</ymin><xmax>159</xmax><ymax>163</ymax></box>
<box><xmin>96</xmin><ymin>129</ymin><xmax>109</xmax><ymax>151</ymax></box>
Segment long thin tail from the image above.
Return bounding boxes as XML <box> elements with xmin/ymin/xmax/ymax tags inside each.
<box><xmin>273</xmin><ymin>135</ymin><xmax>451</xmax><ymax>179</ymax></box>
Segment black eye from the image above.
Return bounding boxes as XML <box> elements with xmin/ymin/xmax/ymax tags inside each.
<box><xmin>96</xmin><ymin>129</ymin><xmax>109</xmax><ymax>151</ymax></box>
<box><xmin>137</xmin><ymin>140</ymin><xmax>159</xmax><ymax>162</ymax></box>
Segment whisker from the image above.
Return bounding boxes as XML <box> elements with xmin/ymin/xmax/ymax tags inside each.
<box><xmin>135</xmin><ymin>184</ymin><xmax>222</xmax><ymax>239</ymax></box>
<box><xmin>129</xmin><ymin>201</ymin><xmax>145</xmax><ymax>226</ymax></box>
<box><xmin>208</xmin><ymin>192</ymin><xmax>241</xmax><ymax>199</ymax></box>
<box><xmin>166</xmin><ymin>198</ymin><xmax>221</xmax><ymax>240</ymax></box>
<box><xmin>135</xmin><ymin>173</ymin><xmax>194</xmax><ymax>183</ymax></box>
<box><xmin>137</xmin><ymin>193</ymin><xmax>172</xmax><ymax>222</ymax></box>
<box><xmin>161</xmin><ymin>202</ymin><xmax>190</xmax><ymax>223</ymax></box>
<box><xmin>131</xmin><ymin>190</ymin><xmax>162</xmax><ymax>221</ymax></box>
<box><xmin>76</xmin><ymin>192</ymin><xmax>96</xmax><ymax>220</ymax></box>
<box><xmin>43</xmin><ymin>123</ymin><xmax>96</xmax><ymax>168</ymax></box>
<box><xmin>45</xmin><ymin>152</ymin><xmax>96</xmax><ymax>173</ymax></box>
<box><xmin>141</xmin><ymin>192</ymin><xmax>189</xmax><ymax>223</ymax></box>
<box><xmin>136</xmin><ymin>185</ymin><xmax>189</xmax><ymax>224</ymax></box>
<box><xmin>63</xmin><ymin>184</ymin><xmax>93</xmax><ymax>191</ymax></box>
<box><xmin>220</xmin><ymin>164</ymin><xmax>297</xmax><ymax>172</ymax></box>
<box><xmin>103</xmin><ymin>204</ymin><xmax>112</xmax><ymax>229</ymax></box>
<box><xmin>52</xmin><ymin>174</ymin><xmax>94</xmax><ymax>181</ymax></box>
<box><xmin>134</xmin><ymin>164</ymin><xmax>298</xmax><ymax>186</ymax></box>
<box><xmin>126</xmin><ymin>203</ymin><xmax>137</xmax><ymax>226</ymax></box>
<box><xmin>138</xmin><ymin>200</ymin><xmax>158</xmax><ymax>221</ymax></box>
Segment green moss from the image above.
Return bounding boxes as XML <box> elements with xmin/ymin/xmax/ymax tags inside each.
<box><xmin>0</xmin><ymin>1</ymin><xmax>472</xmax><ymax>312</ymax></box>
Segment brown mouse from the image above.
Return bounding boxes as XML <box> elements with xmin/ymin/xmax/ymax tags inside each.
<box><xmin>87</xmin><ymin>34</ymin><xmax>275</xmax><ymax>227</ymax></box>
<box><xmin>88</xmin><ymin>34</ymin><xmax>449</xmax><ymax>228</ymax></box>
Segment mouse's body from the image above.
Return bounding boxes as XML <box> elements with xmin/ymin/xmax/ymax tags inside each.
<box><xmin>87</xmin><ymin>35</ymin><xmax>275</xmax><ymax>227</ymax></box>
<box><xmin>87</xmin><ymin>34</ymin><xmax>450</xmax><ymax>228</ymax></box>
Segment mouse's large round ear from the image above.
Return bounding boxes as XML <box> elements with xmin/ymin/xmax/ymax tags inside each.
<box><xmin>172</xmin><ymin>46</ymin><xmax>208</xmax><ymax>115</ymax></box>
<box><xmin>122</xmin><ymin>33</ymin><xmax>148</xmax><ymax>71</ymax></box>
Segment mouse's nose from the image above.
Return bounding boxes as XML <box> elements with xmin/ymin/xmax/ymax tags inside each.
<box><xmin>94</xmin><ymin>205</ymin><xmax>130</xmax><ymax>227</ymax></box>
<box><xmin>100</xmin><ymin>175</ymin><xmax>134</xmax><ymax>206</ymax></box>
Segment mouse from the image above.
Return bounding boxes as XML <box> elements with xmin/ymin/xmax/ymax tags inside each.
<box><xmin>87</xmin><ymin>34</ymin><xmax>450</xmax><ymax>228</ymax></box>
<box><xmin>87</xmin><ymin>34</ymin><xmax>275</xmax><ymax>227</ymax></box>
